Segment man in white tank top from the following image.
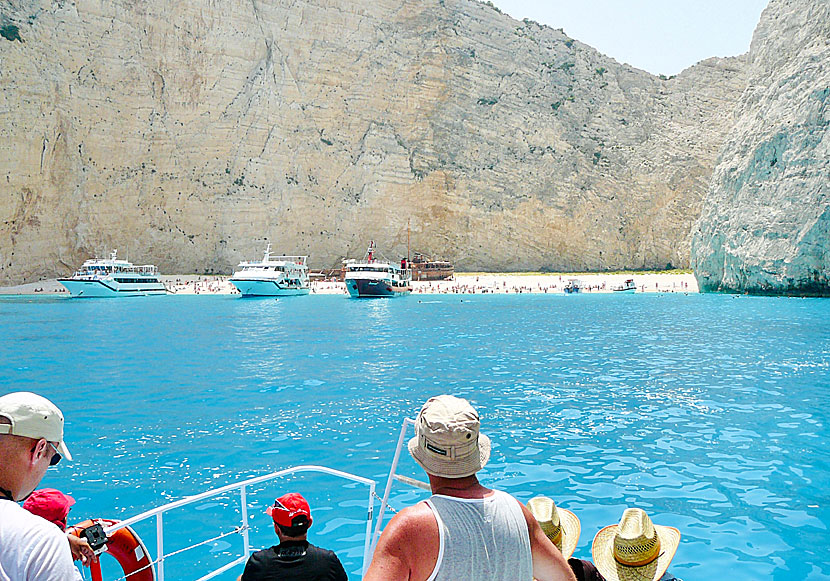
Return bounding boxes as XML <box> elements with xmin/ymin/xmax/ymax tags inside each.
<box><xmin>365</xmin><ymin>395</ymin><xmax>576</xmax><ymax>581</ymax></box>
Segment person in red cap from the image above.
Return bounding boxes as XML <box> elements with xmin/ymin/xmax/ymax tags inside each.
<box><xmin>22</xmin><ymin>488</ymin><xmax>96</xmax><ymax>569</ymax></box>
<box><xmin>23</xmin><ymin>488</ymin><xmax>75</xmax><ymax>531</ymax></box>
<box><xmin>237</xmin><ymin>492</ymin><xmax>347</xmax><ymax>581</ymax></box>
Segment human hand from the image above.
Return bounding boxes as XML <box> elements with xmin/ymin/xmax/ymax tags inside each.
<box><xmin>67</xmin><ymin>533</ymin><xmax>98</xmax><ymax>565</ymax></box>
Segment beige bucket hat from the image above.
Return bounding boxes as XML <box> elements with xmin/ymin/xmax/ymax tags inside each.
<box><xmin>526</xmin><ymin>496</ymin><xmax>581</xmax><ymax>559</ymax></box>
<box><xmin>0</xmin><ymin>392</ymin><xmax>72</xmax><ymax>461</ymax></box>
<box><xmin>591</xmin><ymin>508</ymin><xmax>680</xmax><ymax>581</ymax></box>
<box><xmin>408</xmin><ymin>395</ymin><xmax>491</xmax><ymax>479</ymax></box>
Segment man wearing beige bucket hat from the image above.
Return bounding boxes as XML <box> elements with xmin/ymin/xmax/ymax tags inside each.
<box><xmin>591</xmin><ymin>508</ymin><xmax>681</xmax><ymax>581</ymax></box>
<box><xmin>0</xmin><ymin>391</ymin><xmax>79</xmax><ymax>580</ymax></box>
<box><xmin>365</xmin><ymin>395</ymin><xmax>576</xmax><ymax>581</ymax></box>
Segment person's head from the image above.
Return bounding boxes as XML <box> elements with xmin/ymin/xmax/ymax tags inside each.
<box><xmin>526</xmin><ymin>496</ymin><xmax>581</xmax><ymax>559</ymax></box>
<box><xmin>23</xmin><ymin>488</ymin><xmax>76</xmax><ymax>531</ymax></box>
<box><xmin>266</xmin><ymin>492</ymin><xmax>312</xmax><ymax>540</ymax></box>
<box><xmin>0</xmin><ymin>392</ymin><xmax>71</xmax><ymax>501</ymax></box>
<box><xmin>407</xmin><ymin>395</ymin><xmax>491</xmax><ymax>480</ymax></box>
<box><xmin>591</xmin><ymin>507</ymin><xmax>680</xmax><ymax>581</ymax></box>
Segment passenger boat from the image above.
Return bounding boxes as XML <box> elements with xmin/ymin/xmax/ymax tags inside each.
<box><xmin>58</xmin><ymin>250</ymin><xmax>166</xmax><ymax>297</ymax></box>
<box><xmin>611</xmin><ymin>278</ymin><xmax>636</xmax><ymax>293</ymax></box>
<box><xmin>229</xmin><ymin>244</ymin><xmax>310</xmax><ymax>296</ymax></box>
<box><xmin>563</xmin><ymin>279</ymin><xmax>583</xmax><ymax>294</ymax></box>
<box><xmin>66</xmin><ymin>417</ymin><xmax>685</xmax><ymax>581</ymax></box>
<box><xmin>344</xmin><ymin>241</ymin><xmax>411</xmax><ymax>298</ymax></box>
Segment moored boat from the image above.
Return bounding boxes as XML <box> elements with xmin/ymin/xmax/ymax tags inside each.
<box><xmin>229</xmin><ymin>244</ymin><xmax>310</xmax><ymax>297</ymax></box>
<box><xmin>611</xmin><ymin>278</ymin><xmax>636</xmax><ymax>293</ymax></box>
<box><xmin>58</xmin><ymin>250</ymin><xmax>166</xmax><ymax>297</ymax></box>
<box><xmin>409</xmin><ymin>252</ymin><xmax>454</xmax><ymax>281</ymax></box>
<box><xmin>563</xmin><ymin>279</ymin><xmax>583</xmax><ymax>294</ymax></box>
<box><xmin>344</xmin><ymin>241</ymin><xmax>411</xmax><ymax>298</ymax></box>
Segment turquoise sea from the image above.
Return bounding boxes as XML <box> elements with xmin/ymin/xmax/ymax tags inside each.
<box><xmin>1</xmin><ymin>293</ymin><xmax>829</xmax><ymax>580</ymax></box>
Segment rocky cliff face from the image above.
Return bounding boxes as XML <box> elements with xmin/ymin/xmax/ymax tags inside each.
<box><xmin>0</xmin><ymin>0</ymin><xmax>747</xmax><ymax>283</ymax></box>
<box><xmin>692</xmin><ymin>0</ymin><xmax>829</xmax><ymax>295</ymax></box>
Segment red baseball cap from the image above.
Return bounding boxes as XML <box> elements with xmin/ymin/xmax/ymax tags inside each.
<box><xmin>266</xmin><ymin>493</ymin><xmax>311</xmax><ymax>527</ymax></box>
<box><xmin>23</xmin><ymin>488</ymin><xmax>75</xmax><ymax>531</ymax></box>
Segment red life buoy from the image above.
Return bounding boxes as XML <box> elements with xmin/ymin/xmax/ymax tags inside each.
<box><xmin>68</xmin><ymin>518</ymin><xmax>155</xmax><ymax>581</ymax></box>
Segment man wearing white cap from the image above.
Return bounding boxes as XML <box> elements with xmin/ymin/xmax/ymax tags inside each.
<box><xmin>365</xmin><ymin>395</ymin><xmax>576</xmax><ymax>581</ymax></box>
<box><xmin>0</xmin><ymin>391</ymin><xmax>78</xmax><ymax>580</ymax></box>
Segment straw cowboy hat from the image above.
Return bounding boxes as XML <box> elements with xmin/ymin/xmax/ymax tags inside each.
<box><xmin>591</xmin><ymin>508</ymin><xmax>680</xmax><ymax>581</ymax></box>
<box><xmin>526</xmin><ymin>496</ymin><xmax>581</xmax><ymax>559</ymax></box>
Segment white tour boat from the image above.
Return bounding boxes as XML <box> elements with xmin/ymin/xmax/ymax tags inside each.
<box><xmin>229</xmin><ymin>244</ymin><xmax>310</xmax><ymax>296</ymax></box>
<box><xmin>344</xmin><ymin>241</ymin><xmax>412</xmax><ymax>298</ymax></box>
<box><xmin>58</xmin><ymin>251</ymin><xmax>166</xmax><ymax>297</ymax></box>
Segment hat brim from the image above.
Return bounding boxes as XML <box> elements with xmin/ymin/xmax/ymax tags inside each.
<box><xmin>57</xmin><ymin>441</ymin><xmax>72</xmax><ymax>462</ymax></box>
<box><xmin>529</xmin><ymin>501</ymin><xmax>581</xmax><ymax>560</ymax></box>
<box><xmin>591</xmin><ymin>524</ymin><xmax>680</xmax><ymax>581</ymax></box>
<box><xmin>408</xmin><ymin>433</ymin><xmax>491</xmax><ymax>479</ymax></box>
<box><xmin>557</xmin><ymin>508</ymin><xmax>581</xmax><ymax>560</ymax></box>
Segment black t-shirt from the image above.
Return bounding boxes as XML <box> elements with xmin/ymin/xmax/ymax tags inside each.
<box><xmin>240</xmin><ymin>540</ymin><xmax>348</xmax><ymax>581</ymax></box>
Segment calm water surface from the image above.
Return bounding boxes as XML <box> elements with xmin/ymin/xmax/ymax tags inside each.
<box><xmin>1</xmin><ymin>293</ymin><xmax>828</xmax><ymax>580</ymax></box>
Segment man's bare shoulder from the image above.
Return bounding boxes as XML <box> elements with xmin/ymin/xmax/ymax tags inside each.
<box><xmin>381</xmin><ymin>500</ymin><xmax>436</xmax><ymax>539</ymax></box>
<box><xmin>364</xmin><ymin>500</ymin><xmax>439</xmax><ymax>581</ymax></box>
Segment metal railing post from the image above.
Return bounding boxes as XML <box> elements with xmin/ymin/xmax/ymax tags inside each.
<box><xmin>361</xmin><ymin>482</ymin><xmax>375</xmax><ymax>578</ymax></box>
<box><xmin>240</xmin><ymin>486</ymin><xmax>250</xmax><ymax>558</ymax></box>
<box><xmin>156</xmin><ymin>512</ymin><xmax>164</xmax><ymax>581</ymax></box>
<box><xmin>371</xmin><ymin>418</ymin><xmax>415</xmax><ymax>551</ymax></box>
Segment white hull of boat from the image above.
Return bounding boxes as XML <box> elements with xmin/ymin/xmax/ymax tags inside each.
<box><xmin>58</xmin><ymin>279</ymin><xmax>166</xmax><ymax>298</ymax></box>
<box><xmin>230</xmin><ymin>279</ymin><xmax>310</xmax><ymax>296</ymax></box>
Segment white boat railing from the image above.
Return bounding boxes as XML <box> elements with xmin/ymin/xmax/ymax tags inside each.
<box><xmin>372</xmin><ymin>418</ymin><xmax>428</xmax><ymax>550</ymax></box>
<box><xmin>102</xmin><ymin>465</ymin><xmax>376</xmax><ymax>581</ymax></box>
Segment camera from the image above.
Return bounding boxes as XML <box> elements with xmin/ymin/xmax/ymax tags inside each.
<box><xmin>80</xmin><ymin>523</ymin><xmax>108</xmax><ymax>555</ymax></box>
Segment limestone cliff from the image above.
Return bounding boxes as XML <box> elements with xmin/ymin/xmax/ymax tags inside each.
<box><xmin>692</xmin><ymin>0</ymin><xmax>829</xmax><ymax>295</ymax></box>
<box><xmin>0</xmin><ymin>0</ymin><xmax>747</xmax><ymax>283</ymax></box>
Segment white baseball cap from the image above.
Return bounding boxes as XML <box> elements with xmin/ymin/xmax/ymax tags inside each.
<box><xmin>0</xmin><ymin>392</ymin><xmax>72</xmax><ymax>461</ymax></box>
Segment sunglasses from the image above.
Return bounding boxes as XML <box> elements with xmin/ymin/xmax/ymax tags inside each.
<box><xmin>47</xmin><ymin>441</ymin><xmax>62</xmax><ymax>466</ymax></box>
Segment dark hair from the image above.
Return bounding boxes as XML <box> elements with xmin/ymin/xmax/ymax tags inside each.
<box><xmin>277</xmin><ymin>514</ymin><xmax>310</xmax><ymax>537</ymax></box>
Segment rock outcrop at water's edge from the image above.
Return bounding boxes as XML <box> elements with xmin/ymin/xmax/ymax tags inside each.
<box><xmin>0</xmin><ymin>0</ymin><xmax>748</xmax><ymax>284</ymax></box>
<box><xmin>692</xmin><ymin>0</ymin><xmax>830</xmax><ymax>296</ymax></box>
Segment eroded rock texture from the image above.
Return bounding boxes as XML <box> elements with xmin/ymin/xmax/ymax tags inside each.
<box><xmin>692</xmin><ymin>0</ymin><xmax>829</xmax><ymax>295</ymax></box>
<box><xmin>0</xmin><ymin>0</ymin><xmax>747</xmax><ymax>283</ymax></box>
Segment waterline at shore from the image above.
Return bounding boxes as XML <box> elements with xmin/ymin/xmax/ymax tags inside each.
<box><xmin>0</xmin><ymin>272</ymin><xmax>698</xmax><ymax>295</ymax></box>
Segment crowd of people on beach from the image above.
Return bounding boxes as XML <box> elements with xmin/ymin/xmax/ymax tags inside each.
<box><xmin>6</xmin><ymin>272</ymin><xmax>697</xmax><ymax>296</ymax></box>
<box><xmin>1</xmin><ymin>391</ymin><xmax>684</xmax><ymax>581</ymax></box>
<box><xmin>165</xmin><ymin>277</ymin><xmax>239</xmax><ymax>294</ymax></box>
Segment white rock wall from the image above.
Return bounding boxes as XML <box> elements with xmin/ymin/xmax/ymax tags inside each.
<box><xmin>0</xmin><ymin>0</ymin><xmax>747</xmax><ymax>283</ymax></box>
<box><xmin>692</xmin><ymin>0</ymin><xmax>830</xmax><ymax>295</ymax></box>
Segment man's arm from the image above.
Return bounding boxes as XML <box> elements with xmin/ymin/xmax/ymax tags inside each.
<box><xmin>364</xmin><ymin>503</ymin><xmax>438</xmax><ymax>581</ymax></box>
<box><xmin>519</xmin><ymin>502</ymin><xmax>577</xmax><ymax>581</ymax></box>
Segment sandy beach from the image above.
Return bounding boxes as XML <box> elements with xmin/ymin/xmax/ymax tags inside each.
<box><xmin>0</xmin><ymin>272</ymin><xmax>698</xmax><ymax>296</ymax></box>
